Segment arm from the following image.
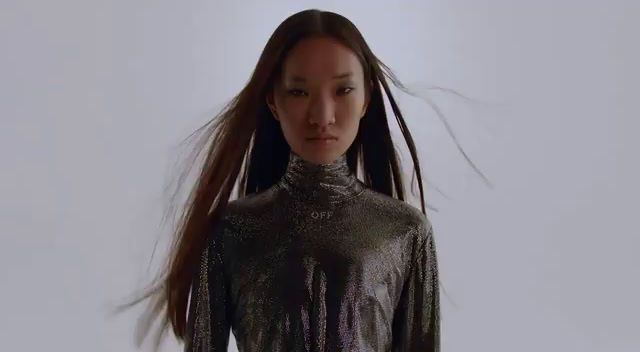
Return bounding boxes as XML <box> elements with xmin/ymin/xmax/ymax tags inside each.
<box><xmin>184</xmin><ymin>230</ymin><xmax>231</xmax><ymax>352</ymax></box>
<box><xmin>392</xmin><ymin>223</ymin><xmax>441</xmax><ymax>351</ymax></box>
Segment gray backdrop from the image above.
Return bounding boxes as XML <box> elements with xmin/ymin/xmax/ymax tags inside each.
<box><xmin>1</xmin><ymin>1</ymin><xmax>638</xmax><ymax>351</ymax></box>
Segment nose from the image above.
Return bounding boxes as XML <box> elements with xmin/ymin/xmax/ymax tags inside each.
<box><xmin>308</xmin><ymin>94</ymin><xmax>335</xmax><ymax>127</ymax></box>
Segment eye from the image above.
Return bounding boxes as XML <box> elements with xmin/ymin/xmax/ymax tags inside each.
<box><xmin>287</xmin><ymin>89</ymin><xmax>307</xmax><ymax>97</ymax></box>
<box><xmin>338</xmin><ymin>87</ymin><xmax>355</xmax><ymax>95</ymax></box>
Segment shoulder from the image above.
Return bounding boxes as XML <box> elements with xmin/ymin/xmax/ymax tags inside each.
<box><xmin>359</xmin><ymin>187</ymin><xmax>433</xmax><ymax>238</ymax></box>
<box><xmin>359</xmin><ymin>188</ymin><xmax>436</xmax><ymax>270</ymax></box>
<box><xmin>212</xmin><ymin>185</ymin><xmax>281</xmax><ymax>237</ymax></box>
<box><xmin>226</xmin><ymin>185</ymin><xmax>280</xmax><ymax>215</ymax></box>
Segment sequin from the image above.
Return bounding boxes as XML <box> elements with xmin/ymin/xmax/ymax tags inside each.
<box><xmin>185</xmin><ymin>152</ymin><xmax>440</xmax><ymax>351</ymax></box>
<box><xmin>192</xmin><ymin>246</ymin><xmax>211</xmax><ymax>351</ymax></box>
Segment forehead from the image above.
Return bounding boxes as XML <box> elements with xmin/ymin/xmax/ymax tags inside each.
<box><xmin>281</xmin><ymin>37</ymin><xmax>364</xmax><ymax>80</ymax></box>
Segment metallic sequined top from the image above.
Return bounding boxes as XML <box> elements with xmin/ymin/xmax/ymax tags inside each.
<box><xmin>185</xmin><ymin>152</ymin><xmax>441</xmax><ymax>352</ymax></box>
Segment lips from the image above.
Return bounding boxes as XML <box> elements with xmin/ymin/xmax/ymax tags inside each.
<box><xmin>306</xmin><ymin>135</ymin><xmax>338</xmax><ymax>141</ymax></box>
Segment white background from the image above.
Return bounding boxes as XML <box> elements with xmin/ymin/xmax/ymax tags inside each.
<box><xmin>1</xmin><ymin>1</ymin><xmax>638</xmax><ymax>351</ymax></box>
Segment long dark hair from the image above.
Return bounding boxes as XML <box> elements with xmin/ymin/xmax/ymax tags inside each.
<box><xmin>118</xmin><ymin>8</ymin><xmax>488</xmax><ymax>350</ymax></box>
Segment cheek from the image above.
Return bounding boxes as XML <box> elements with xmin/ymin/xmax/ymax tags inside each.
<box><xmin>273</xmin><ymin>100</ymin><xmax>305</xmax><ymax>142</ymax></box>
<box><xmin>274</xmin><ymin>92</ymin><xmax>307</xmax><ymax>122</ymax></box>
<box><xmin>336</xmin><ymin>96</ymin><xmax>365</xmax><ymax>126</ymax></box>
<box><xmin>338</xmin><ymin>115</ymin><xmax>361</xmax><ymax>142</ymax></box>
<box><xmin>277</xmin><ymin>101</ymin><xmax>309</xmax><ymax>137</ymax></box>
<box><xmin>280</xmin><ymin>99</ymin><xmax>308</xmax><ymax>121</ymax></box>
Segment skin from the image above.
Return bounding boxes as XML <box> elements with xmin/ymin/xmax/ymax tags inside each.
<box><xmin>267</xmin><ymin>36</ymin><xmax>371</xmax><ymax>165</ymax></box>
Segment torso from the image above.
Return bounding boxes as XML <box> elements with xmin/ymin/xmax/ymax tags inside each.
<box><xmin>218</xmin><ymin>182</ymin><xmax>428</xmax><ymax>351</ymax></box>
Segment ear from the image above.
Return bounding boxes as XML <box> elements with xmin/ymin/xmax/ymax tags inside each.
<box><xmin>266</xmin><ymin>91</ymin><xmax>279</xmax><ymax>121</ymax></box>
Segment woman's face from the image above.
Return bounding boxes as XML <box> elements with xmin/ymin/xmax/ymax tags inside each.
<box><xmin>267</xmin><ymin>36</ymin><xmax>370</xmax><ymax>165</ymax></box>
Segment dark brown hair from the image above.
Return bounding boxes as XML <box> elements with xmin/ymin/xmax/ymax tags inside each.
<box><xmin>118</xmin><ymin>8</ymin><xmax>488</xmax><ymax>350</ymax></box>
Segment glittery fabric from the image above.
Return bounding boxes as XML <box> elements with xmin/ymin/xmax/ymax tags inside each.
<box><xmin>185</xmin><ymin>152</ymin><xmax>440</xmax><ymax>351</ymax></box>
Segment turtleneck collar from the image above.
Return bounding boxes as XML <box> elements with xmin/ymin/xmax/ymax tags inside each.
<box><xmin>277</xmin><ymin>151</ymin><xmax>364</xmax><ymax>205</ymax></box>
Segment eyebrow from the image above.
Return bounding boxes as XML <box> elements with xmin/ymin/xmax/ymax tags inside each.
<box><xmin>289</xmin><ymin>72</ymin><xmax>354</xmax><ymax>82</ymax></box>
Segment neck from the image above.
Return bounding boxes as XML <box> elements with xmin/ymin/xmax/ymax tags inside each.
<box><xmin>278</xmin><ymin>151</ymin><xmax>363</xmax><ymax>205</ymax></box>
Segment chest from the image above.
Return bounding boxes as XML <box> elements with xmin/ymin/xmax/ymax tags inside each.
<box><xmin>229</xmin><ymin>205</ymin><xmax>405</xmax><ymax>271</ymax></box>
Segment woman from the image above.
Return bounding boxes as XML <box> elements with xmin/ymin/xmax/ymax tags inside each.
<box><xmin>131</xmin><ymin>8</ymin><xmax>440</xmax><ymax>352</ymax></box>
